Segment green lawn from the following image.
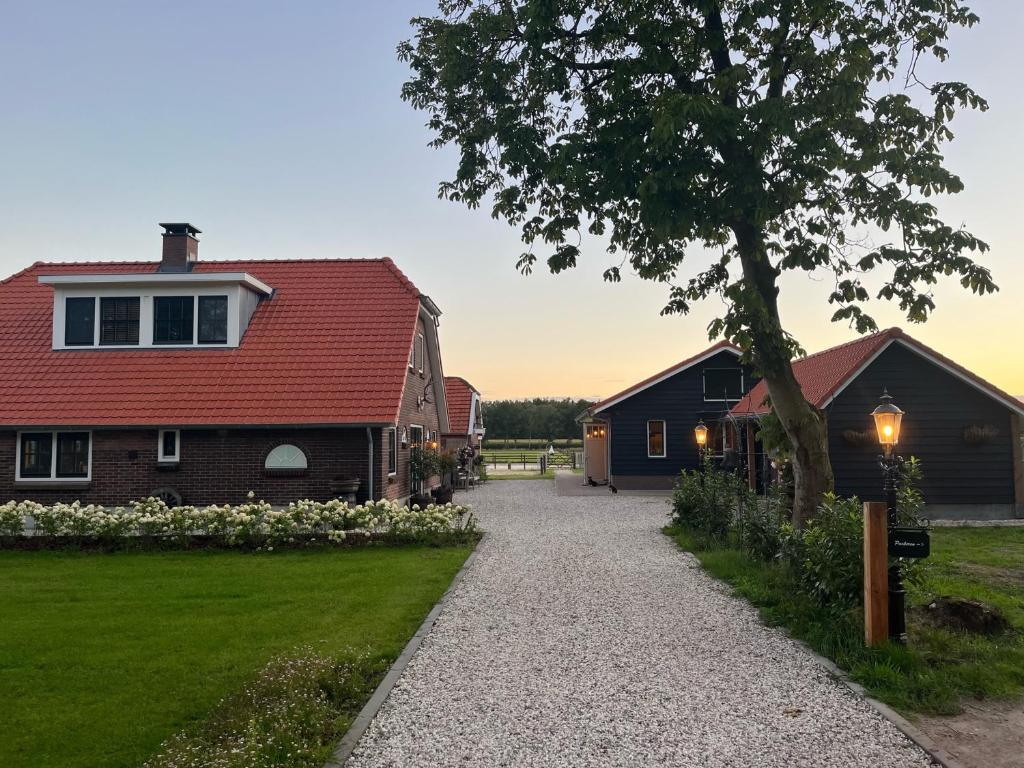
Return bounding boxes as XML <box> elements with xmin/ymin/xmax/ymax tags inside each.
<box><xmin>667</xmin><ymin>525</ymin><xmax>1024</xmax><ymax>715</ymax></box>
<box><xmin>0</xmin><ymin>545</ymin><xmax>473</xmax><ymax>768</ymax></box>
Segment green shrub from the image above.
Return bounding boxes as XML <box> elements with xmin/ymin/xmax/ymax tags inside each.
<box><xmin>670</xmin><ymin>456</ymin><xmax>744</xmax><ymax>545</ymax></box>
<box><xmin>783</xmin><ymin>493</ymin><xmax>865</xmax><ymax>610</ymax></box>
<box><xmin>735</xmin><ymin>484</ymin><xmax>788</xmax><ymax>562</ymax></box>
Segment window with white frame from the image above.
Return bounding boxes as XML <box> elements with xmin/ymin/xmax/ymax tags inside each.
<box><xmin>647</xmin><ymin>420</ymin><xmax>667</xmax><ymax>458</ymax></box>
<box><xmin>416</xmin><ymin>333</ymin><xmax>425</xmax><ymax>374</ymax></box>
<box><xmin>388</xmin><ymin>428</ymin><xmax>397</xmax><ymax>475</ymax></box>
<box><xmin>158</xmin><ymin>429</ymin><xmax>180</xmax><ymax>463</ymax></box>
<box><xmin>58</xmin><ymin>293</ymin><xmax>231</xmax><ymax>349</ymax></box>
<box><xmin>265</xmin><ymin>444</ymin><xmax>308</xmax><ymax>470</ymax></box>
<box><xmin>17</xmin><ymin>431</ymin><xmax>91</xmax><ymax>481</ymax></box>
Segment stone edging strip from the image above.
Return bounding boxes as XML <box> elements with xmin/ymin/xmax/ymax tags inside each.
<box><xmin>324</xmin><ymin>533</ymin><xmax>485</xmax><ymax>767</ymax></box>
<box><xmin>804</xmin><ymin>648</ymin><xmax>968</xmax><ymax>768</ymax></box>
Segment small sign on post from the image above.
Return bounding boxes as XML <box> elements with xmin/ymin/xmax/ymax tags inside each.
<box><xmin>888</xmin><ymin>526</ymin><xmax>930</xmax><ymax>558</ymax></box>
<box><xmin>863</xmin><ymin>501</ymin><xmax>888</xmax><ymax>647</ymax></box>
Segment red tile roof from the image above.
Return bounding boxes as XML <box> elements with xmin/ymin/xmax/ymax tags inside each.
<box><xmin>589</xmin><ymin>340</ymin><xmax>740</xmax><ymax>415</ymax></box>
<box><xmin>443</xmin><ymin>376</ymin><xmax>479</xmax><ymax>435</ymax></box>
<box><xmin>0</xmin><ymin>258</ymin><xmax>426</xmax><ymax>426</ymax></box>
<box><xmin>730</xmin><ymin>327</ymin><xmax>1024</xmax><ymax>417</ymax></box>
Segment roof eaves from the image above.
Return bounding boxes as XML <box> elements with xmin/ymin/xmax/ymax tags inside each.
<box><xmin>591</xmin><ymin>340</ymin><xmax>740</xmax><ymax>415</ymax></box>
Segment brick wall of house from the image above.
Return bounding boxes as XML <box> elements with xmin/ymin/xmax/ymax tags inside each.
<box><xmin>0</xmin><ymin>427</ymin><xmax>379</xmax><ymax>506</ymax></box>
<box><xmin>381</xmin><ymin>316</ymin><xmax>444</xmax><ymax>502</ymax></box>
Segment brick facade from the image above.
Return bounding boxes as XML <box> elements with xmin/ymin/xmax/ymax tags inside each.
<box><xmin>0</xmin><ymin>427</ymin><xmax>381</xmax><ymax>507</ymax></box>
<box><xmin>381</xmin><ymin>317</ymin><xmax>445</xmax><ymax>502</ymax></box>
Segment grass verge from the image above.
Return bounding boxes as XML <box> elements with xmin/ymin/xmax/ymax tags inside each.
<box><xmin>0</xmin><ymin>544</ymin><xmax>474</xmax><ymax>768</ymax></box>
<box><xmin>665</xmin><ymin>524</ymin><xmax>1024</xmax><ymax>716</ymax></box>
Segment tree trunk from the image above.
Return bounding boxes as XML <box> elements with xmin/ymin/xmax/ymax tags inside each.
<box><xmin>732</xmin><ymin>221</ymin><xmax>834</xmax><ymax>527</ymax></box>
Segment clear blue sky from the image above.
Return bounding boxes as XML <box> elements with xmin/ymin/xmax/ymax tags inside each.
<box><xmin>2</xmin><ymin>1</ymin><xmax>1021</xmax><ymax>398</ymax></box>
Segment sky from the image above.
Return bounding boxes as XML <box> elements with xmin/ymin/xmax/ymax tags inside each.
<box><xmin>1</xmin><ymin>1</ymin><xmax>1021</xmax><ymax>401</ymax></box>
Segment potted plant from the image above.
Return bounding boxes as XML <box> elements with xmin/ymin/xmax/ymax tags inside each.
<box><xmin>330</xmin><ymin>476</ymin><xmax>361</xmax><ymax>498</ymax></box>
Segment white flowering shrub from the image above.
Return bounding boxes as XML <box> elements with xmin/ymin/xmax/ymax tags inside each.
<box><xmin>0</xmin><ymin>493</ymin><xmax>476</xmax><ymax>549</ymax></box>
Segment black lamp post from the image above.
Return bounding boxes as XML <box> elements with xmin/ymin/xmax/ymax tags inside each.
<box><xmin>871</xmin><ymin>389</ymin><xmax>906</xmax><ymax>643</ymax></box>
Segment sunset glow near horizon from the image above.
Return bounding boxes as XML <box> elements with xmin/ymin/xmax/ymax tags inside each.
<box><xmin>1</xmin><ymin>2</ymin><xmax>1021</xmax><ymax>402</ymax></box>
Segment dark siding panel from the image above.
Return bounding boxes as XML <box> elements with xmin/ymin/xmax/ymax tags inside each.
<box><xmin>604</xmin><ymin>350</ymin><xmax>756</xmax><ymax>479</ymax></box>
<box><xmin>828</xmin><ymin>343</ymin><xmax>1015</xmax><ymax>505</ymax></box>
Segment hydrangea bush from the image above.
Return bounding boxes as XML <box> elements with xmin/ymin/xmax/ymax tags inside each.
<box><xmin>0</xmin><ymin>492</ymin><xmax>476</xmax><ymax>548</ymax></box>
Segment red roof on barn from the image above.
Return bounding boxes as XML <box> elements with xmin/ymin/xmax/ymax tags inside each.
<box><xmin>730</xmin><ymin>328</ymin><xmax>1024</xmax><ymax>417</ymax></box>
<box><xmin>443</xmin><ymin>376</ymin><xmax>479</xmax><ymax>435</ymax></box>
<box><xmin>0</xmin><ymin>258</ymin><xmax>427</xmax><ymax>426</ymax></box>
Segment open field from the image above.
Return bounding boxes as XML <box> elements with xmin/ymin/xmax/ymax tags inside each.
<box><xmin>667</xmin><ymin>525</ymin><xmax>1024</xmax><ymax>716</ymax></box>
<box><xmin>0</xmin><ymin>546</ymin><xmax>473</xmax><ymax>768</ymax></box>
<box><xmin>481</xmin><ymin>438</ymin><xmax>582</xmax><ymax>450</ymax></box>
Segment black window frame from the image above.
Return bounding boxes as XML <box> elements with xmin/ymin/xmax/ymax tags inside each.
<box><xmin>64</xmin><ymin>297</ymin><xmax>96</xmax><ymax>346</ymax></box>
<box><xmin>153</xmin><ymin>295</ymin><xmax>195</xmax><ymax>345</ymax></box>
<box><xmin>19</xmin><ymin>433</ymin><xmax>53</xmax><ymax>478</ymax></box>
<box><xmin>197</xmin><ymin>295</ymin><xmax>229</xmax><ymax>345</ymax></box>
<box><xmin>99</xmin><ymin>296</ymin><xmax>140</xmax><ymax>346</ymax></box>
<box><xmin>17</xmin><ymin>431</ymin><xmax>91</xmax><ymax>480</ymax></box>
<box><xmin>56</xmin><ymin>432</ymin><xmax>90</xmax><ymax>478</ymax></box>
<box><xmin>388</xmin><ymin>428</ymin><xmax>397</xmax><ymax>475</ymax></box>
<box><xmin>703</xmin><ymin>368</ymin><xmax>745</xmax><ymax>402</ymax></box>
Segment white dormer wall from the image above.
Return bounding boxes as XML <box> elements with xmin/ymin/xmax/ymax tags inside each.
<box><xmin>42</xmin><ymin>273</ymin><xmax>272</xmax><ymax>350</ymax></box>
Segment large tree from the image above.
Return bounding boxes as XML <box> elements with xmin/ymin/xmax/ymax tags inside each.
<box><xmin>399</xmin><ymin>1</ymin><xmax>993</xmax><ymax>525</ymax></box>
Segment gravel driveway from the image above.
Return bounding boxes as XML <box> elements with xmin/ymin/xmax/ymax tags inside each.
<box><xmin>347</xmin><ymin>479</ymin><xmax>932</xmax><ymax>767</ymax></box>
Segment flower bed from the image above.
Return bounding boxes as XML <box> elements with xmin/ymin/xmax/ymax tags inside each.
<box><xmin>0</xmin><ymin>492</ymin><xmax>476</xmax><ymax>550</ymax></box>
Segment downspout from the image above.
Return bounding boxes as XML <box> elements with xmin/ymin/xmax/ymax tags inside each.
<box><xmin>366</xmin><ymin>427</ymin><xmax>375</xmax><ymax>502</ymax></box>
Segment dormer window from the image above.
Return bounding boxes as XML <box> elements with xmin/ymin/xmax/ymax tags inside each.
<box><xmin>64</xmin><ymin>297</ymin><xmax>95</xmax><ymax>346</ymax></box>
<box><xmin>41</xmin><ymin>272</ymin><xmax>271</xmax><ymax>350</ymax></box>
<box><xmin>198</xmin><ymin>296</ymin><xmax>228</xmax><ymax>344</ymax></box>
<box><xmin>154</xmin><ymin>296</ymin><xmax>194</xmax><ymax>344</ymax></box>
<box><xmin>100</xmin><ymin>297</ymin><xmax>140</xmax><ymax>346</ymax></box>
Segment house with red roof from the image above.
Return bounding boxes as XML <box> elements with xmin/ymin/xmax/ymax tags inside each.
<box><xmin>441</xmin><ymin>376</ymin><xmax>484</xmax><ymax>450</ymax></box>
<box><xmin>730</xmin><ymin>328</ymin><xmax>1024</xmax><ymax>519</ymax></box>
<box><xmin>0</xmin><ymin>223</ymin><xmax>452</xmax><ymax>506</ymax></box>
<box><xmin>579</xmin><ymin>341</ymin><xmax>756</xmax><ymax>489</ymax></box>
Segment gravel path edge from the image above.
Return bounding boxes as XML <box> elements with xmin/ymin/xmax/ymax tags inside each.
<box><xmin>806</xmin><ymin>649</ymin><xmax>965</xmax><ymax>768</ymax></box>
<box><xmin>323</xmin><ymin>534</ymin><xmax>486</xmax><ymax>768</ymax></box>
<box><xmin>673</xmin><ymin>535</ymin><xmax>964</xmax><ymax>768</ymax></box>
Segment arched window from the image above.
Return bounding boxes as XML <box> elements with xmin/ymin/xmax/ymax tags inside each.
<box><xmin>265</xmin><ymin>444</ymin><xmax>308</xmax><ymax>470</ymax></box>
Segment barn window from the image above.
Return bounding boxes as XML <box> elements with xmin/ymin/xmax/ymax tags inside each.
<box><xmin>265</xmin><ymin>444</ymin><xmax>308</xmax><ymax>470</ymax></box>
<box><xmin>647</xmin><ymin>420</ymin><xmax>666</xmax><ymax>458</ymax></box>
<box><xmin>703</xmin><ymin>369</ymin><xmax>744</xmax><ymax>402</ymax></box>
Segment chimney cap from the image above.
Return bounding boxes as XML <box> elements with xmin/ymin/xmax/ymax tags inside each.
<box><xmin>159</xmin><ymin>222</ymin><xmax>202</xmax><ymax>236</ymax></box>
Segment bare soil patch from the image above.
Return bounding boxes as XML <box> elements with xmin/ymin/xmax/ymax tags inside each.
<box><xmin>915</xmin><ymin>699</ymin><xmax>1024</xmax><ymax>768</ymax></box>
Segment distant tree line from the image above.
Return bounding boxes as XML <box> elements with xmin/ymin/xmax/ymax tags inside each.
<box><xmin>482</xmin><ymin>399</ymin><xmax>595</xmax><ymax>440</ymax></box>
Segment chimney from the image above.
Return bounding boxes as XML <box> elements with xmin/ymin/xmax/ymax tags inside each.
<box><xmin>159</xmin><ymin>222</ymin><xmax>201</xmax><ymax>272</ymax></box>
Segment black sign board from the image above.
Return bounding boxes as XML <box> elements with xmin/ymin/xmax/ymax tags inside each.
<box><xmin>888</xmin><ymin>526</ymin><xmax>930</xmax><ymax>558</ymax></box>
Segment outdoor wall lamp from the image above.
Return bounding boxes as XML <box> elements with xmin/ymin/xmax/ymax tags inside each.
<box><xmin>871</xmin><ymin>389</ymin><xmax>904</xmax><ymax>458</ymax></box>
<box><xmin>694</xmin><ymin>420</ymin><xmax>708</xmax><ymax>449</ymax></box>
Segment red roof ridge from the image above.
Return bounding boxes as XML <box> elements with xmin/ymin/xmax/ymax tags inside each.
<box><xmin>378</xmin><ymin>256</ymin><xmax>422</xmax><ymax>298</ymax></box>
<box><xmin>31</xmin><ymin>256</ymin><xmax>409</xmax><ymax>268</ymax></box>
<box><xmin>0</xmin><ymin>260</ymin><xmax>45</xmax><ymax>285</ymax></box>
<box><xmin>444</xmin><ymin>375</ymin><xmax>479</xmax><ymax>394</ymax></box>
<box><xmin>730</xmin><ymin>327</ymin><xmax>1024</xmax><ymax>419</ymax></box>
